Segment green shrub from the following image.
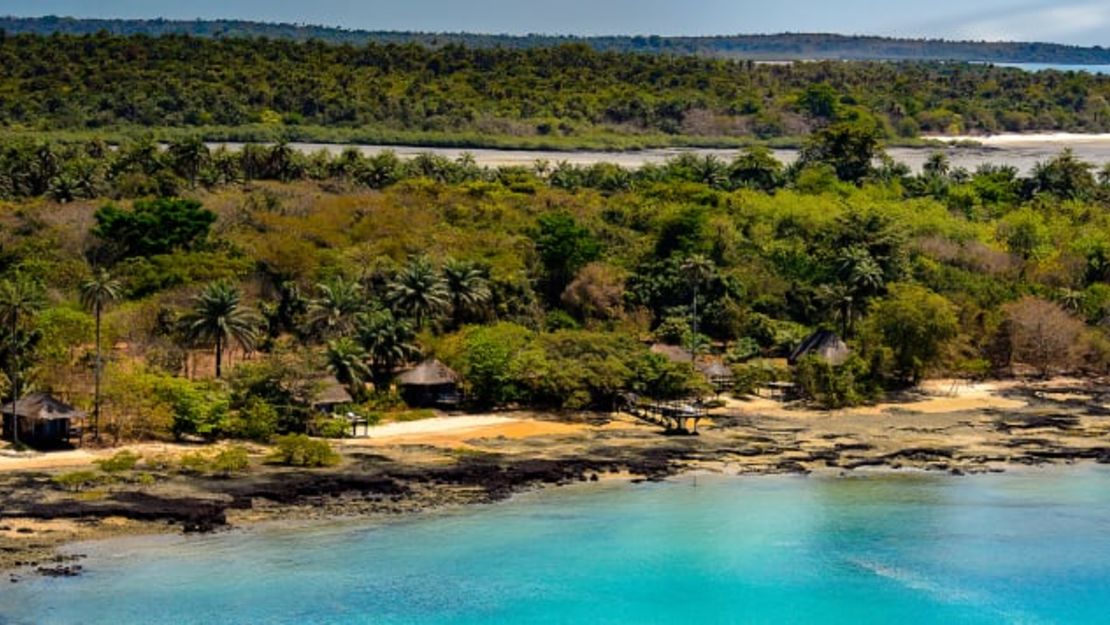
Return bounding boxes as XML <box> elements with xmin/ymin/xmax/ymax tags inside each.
<box><xmin>654</xmin><ymin>315</ymin><xmax>690</xmax><ymax>344</ymax></box>
<box><xmin>53</xmin><ymin>470</ymin><xmax>102</xmax><ymax>492</ymax></box>
<box><xmin>366</xmin><ymin>393</ymin><xmax>405</xmax><ymax>411</ymax></box>
<box><xmin>227</xmin><ymin>398</ymin><xmax>279</xmax><ymax>442</ymax></box>
<box><xmin>93</xmin><ymin>197</ymin><xmax>216</xmax><ymax>259</ymax></box>
<box><xmin>544</xmin><ymin>309</ymin><xmax>580</xmax><ymax>331</ymax></box>
<box><xmin>94</xmin><ymin>450</ymin><xmax>142</xmax><ymax>473</ymax></box>
<box><xmin>793</xmin><ymin>354</ymin><xmax>874</xmax><ymax>409</ymax></box>
<box><xmin>210</xmin><ymin>446</ymin><xmax>251</xmax><ymax>476</ymax></box>
<box><xmin>312</xmin><ymin>417</ymin><xmax>351</xmax><ymax>439</ymax></box>
<box><xmin>178</xmin><ymin>451</ymin><xmax>213</xmax><ymax>474</ymax></box>
<box><xmin>269</xmin><ymin>434</ymin><xmax>340</xmax><ymax>467</ymax></box>
<box><xmin>731</xmin><ymin>360</ymin><xmax>790</xmax><ymax>396</ymax></box>
<box><xmin>726</xmin><ymin>337</ymin><xmax>761</xmax><ymax>363</ymax></box>
<box><xmin>142</xmin><ymin>453</ymin><xmax>175</xmax><ymax>471</ymax></box>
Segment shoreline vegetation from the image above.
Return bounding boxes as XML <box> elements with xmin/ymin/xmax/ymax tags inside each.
<box><xmin>0</xmin><ymin>126</ymin><xmax>964</xmax><ymax>153</ymax></box>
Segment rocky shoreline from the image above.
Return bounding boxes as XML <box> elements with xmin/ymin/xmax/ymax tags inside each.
<box><xmin>3</xmin><ymin>379</ymin><xmax>1110</xmax><ymax>579</ymax></box>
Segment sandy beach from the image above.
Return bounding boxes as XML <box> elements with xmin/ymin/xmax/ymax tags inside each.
<box><xmin>3</xmin><ymin>377</ymin><xmax>1110</xmax><ymax>575</ymax></box>
<box><xmin>932</xmin><ymin>132</ymin><xmax>1110</xmax><ymax>146</ymax></box>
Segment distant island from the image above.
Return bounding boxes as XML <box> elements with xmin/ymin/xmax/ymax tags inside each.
<box><xmin>4</xmin><ymin>15</ymin><xmax>1110</xmax><ymax>64</ymax></box>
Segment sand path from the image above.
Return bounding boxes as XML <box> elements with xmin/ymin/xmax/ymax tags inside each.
<box><xmin>341</xmin><ymin>415</ymin><xmax>592</xmax><ymax>448</ymax></box>
<box><xmin>933</xmin><ymin>132</ymin><xmax>1110</xmax><ymax>146</ymax></box>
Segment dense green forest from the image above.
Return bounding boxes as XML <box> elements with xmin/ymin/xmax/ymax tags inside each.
<box><xmin>1</xmin><ymin>128</ymin><xmax>1110</xmax><ymax>442</ymax></box>
<box><xmin>2</xmin><ymin>32</ymin><xmax>1110</xmax><ymax>150</ymax></box>
<box><xmin>6</xmin><ymin>16</ymin><xmax>1110</xmax><ymax>64</ymax></box>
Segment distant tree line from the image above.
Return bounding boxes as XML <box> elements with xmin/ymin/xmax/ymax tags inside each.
<box><xmin>4</xmin><ymin>16</ymin><xmax>1110</xmax><ymax>64</ymax></box>
<box><xmin>1</xmin><ymin>32</ymin><xmax>1110</xmax><ymax>141</ymax></box>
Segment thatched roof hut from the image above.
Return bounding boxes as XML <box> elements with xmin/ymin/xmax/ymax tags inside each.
<box><xmin>696</xmin><ymin>360</ymin><xmax>735</xmax><ymax>392</ymax></box>
<box><xmin>397</xmin><ymin>359</ymin><xmax>461</xmax><ymax>407</ymax></box>
<box><xmin>397</xmin><ymin>359</ymin><xmax>460</xmax><ymax>386</ymax></box>
<box><xmin>788</xmin><ymin>330</ymin><xmax>851</xmax><ymax>366</ymax></box>
<box><xmin>311</xmin><ymin>379</ymin><xmax>354</xmax><ymax>413</ymax></box>
<box><xmin>1</xmin><ymin>393</ymin><xmax>84</xmax><ymax>448</ymax></box>
<box><xmin>650</xmin><ymin>343</ymin><xmax>694</xmax><ymax>364</ymax></box>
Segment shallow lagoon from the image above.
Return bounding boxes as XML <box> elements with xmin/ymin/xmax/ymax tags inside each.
<box><xmin>2</xmin><ymin>467</ymin><xmax>1109</xmax><ymax>624</ymax></box>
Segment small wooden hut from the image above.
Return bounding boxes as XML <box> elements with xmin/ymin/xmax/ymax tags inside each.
<box><xmin>397</xmin><ymin>359</ymin><xmax>461</xmax><ymax>408</ymax></box>
<box><xmin>788</xmin><ymin>330</ymin><xmax>851</xmax><ymax>366</ymax></box>
<box><xmin>696</xmin><ymin>360</ymin><xmax>735</xmax><ymax>393</ymax></box>
<box><xmin>1</xmin><ymin>393</ymin><xmax>84</xmax><ymax>448</ymax></box>
<box><xmin>311</xmin><ymin>379</ymin><xmax>354</xmax><ymax>414</ymax></box>
<box><xmin>650</xmin><ymin>343</ymin><xmax>694</xmax><ymax>364</ymax></box>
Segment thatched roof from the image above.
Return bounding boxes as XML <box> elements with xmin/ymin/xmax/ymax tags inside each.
<box><xmin>789</xmin><ymin>330</ymin><xmax>850</xmax><ymax>366</ymax></box>
<box><xmin>0</xmin><ymin>393</ymin><xmax>85</xmax><ymax>421</ymax></box>
<box><xmin>697</xmin><ymin>360</ymin><xmax>734</xmax><ymax>380</ymax></box>
<box><xmin>650</xmin><ymin>343</ymin><xmax>694</xmax><ymax>364</ymax></box>
<box><xmin>397</xmin><ymin>359</ymin><xmax>460</xmax><ymax>386</ymax></box>
<box><xmin>312</xmin><ymin>379</ymin><xmax>354</xmax><ymax>406</ymax></box>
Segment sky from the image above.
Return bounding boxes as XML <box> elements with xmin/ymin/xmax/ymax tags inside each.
<box><xmin>2</xmin><ymin>0</ymin><xmax>1109</xmax><ymax>45</ymax></box>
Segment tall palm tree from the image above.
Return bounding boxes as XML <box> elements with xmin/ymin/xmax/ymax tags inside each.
<box><xmin>0</xmin><ymin>274</ymin><xmax>45</xmax><ymax>447</ymax></box>
<box><xmin>79</xmin><ymin>267</ymin><xmax>121</xmax><ymax>443</ymax></box>
<box><xmin>307</xmin><ymin>277</ymin><xmax>364</xmax><ymax>339</ymax></box>
<box><xmin>325</xmin><ymin>337</ymin><xmax>371</xmax><ymax>401</ymax></box>
<box><xmin>681</xmin><ymin>254</ymin><xmax>715</xmax><ymax>342</ymax></box>
<box><xmin>443</xmin><ymin>259</ymin><xmax>491</xmax><ymax>328</ymax></box>
<box><xmin>387</xmin><ymin>257</ymin><xmax>448</xmax><ymax>329</ymax></box>
<box><xmin>357</xmin><ymin>310</ymin><xmax>419</xmax><ymax>387</ymax></box>
<box><xmin>180</xmin><ymin>282</ymin><xmax>260</xmax><ymax>378</ymax></box>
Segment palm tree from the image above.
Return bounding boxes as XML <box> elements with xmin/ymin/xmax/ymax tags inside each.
<box><xmin>818</xmin><ymin>283</ymin><xmax>858</xmax><ymax>337</ymax></box>
<box><xmin>922</xmin><ymin>151</ymin><xmax>951</xmax><ymax>179</ymax></box>
<box><xmin>180</xmin><ymin>282</ymin><xmax>260</xmax><ymax>378</ymax></box>
<box><xmin>837</xmin><ymin>246</ymin><xmax>885</xmax><ymax>298</ymax></box>
<box><xmin>681</xmin><ymin>254</ymin><xmax>715</xmax><ymax>343</ymax></box>
<box><xmin>443</xmin><ymin>259</ymin><xmax>491</xmax><ymax>328</ymax></box>
<box><xmin>692</xmin><ymin>155</ymin><xmax>729</xmax><ymax>189</ymax></box>
<box><xmin>268</xmin><ymin>141</ymin><xmax>297</xmax><ymax>182</ymax></box>
<box><xmin>387</xmin><ymin>257</ymin><xmax>448</xmax><ymax>328</ymax></box>
<box><xmin>307</xmin><ymin>277</ymin><xmax>364</xmax><ymax>339</ymax></box>
<box><xmin>0</xmin><ymin>274</ymin><xmax>45</xmax><ymax>447</ymax></box>
<box><xmin>357</xmin><ymin>310</ymin><xmax>419</xmax><ymax>387</ymax></box>
<box><xmin>168</xmin><ymin>136</ymin><xmax>211</xmax><ymax>188</ymax></box>
<box><xmin>79</xmin><ymin>267</ymin><xmax>121</xmax><ymax>442</ymax></box>
<box><xmin>1058</xmin><ymin>288</ymin><xmax>1084</xmax><ymax>314</ymax></box>
<box><xmin>325</xmin><ymin>337</ymin><xmax>371</xmax><ymax>400</ymax></box>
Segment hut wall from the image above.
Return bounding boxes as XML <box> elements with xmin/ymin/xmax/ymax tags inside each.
<box><xmin>400</xmin><ymin>383</ymin><xmax>459</xmax><ymax>408</ymax></box>
<box><xmin>2</xmin><ymin>414</ymin><xmax>71</xmax><ymax>447</ymax></box>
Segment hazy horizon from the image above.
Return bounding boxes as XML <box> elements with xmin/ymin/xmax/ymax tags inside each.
<box><xmin>2</xmin><ymin>1</ymin><xmax>1109</xmax><ymax>46</ymax></box>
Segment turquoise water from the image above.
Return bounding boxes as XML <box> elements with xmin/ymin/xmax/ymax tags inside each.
<box><xmin>2</xmin><ymin>468</ymin><xmax>1110</xmax><ymax>624</ymax></box>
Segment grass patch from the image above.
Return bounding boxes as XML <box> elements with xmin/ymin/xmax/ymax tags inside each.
<box><xmin>177</xmin><ymin>445</ymin><xmax>253</xmax><ymax>477</ymax></box>
<box><xmin>268</xmin><ymin>435</ymin><xmax>340</xmax><ymax>468</ymax></box>
<box><xmin>384</xmin><ymin>409</ymin><xmax>439</xmax><ymax>423</ymax></box>
<box><xmin>52</xmin><ymin>470</ymin><xmax>102</xmax><ymax>492</ymax></box>
<box><xmin>94</xmin><ymin>450</ymin><xmax>142</xmax><ymax>473</ymax></box>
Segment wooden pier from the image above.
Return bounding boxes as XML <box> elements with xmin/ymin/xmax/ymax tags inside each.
<box><xmin>618</xmin><ymin>394</ymin><xmax>707</xmax><ymax>436</ymax></box>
